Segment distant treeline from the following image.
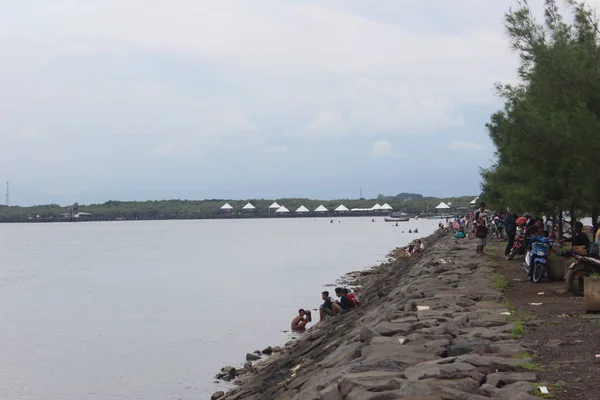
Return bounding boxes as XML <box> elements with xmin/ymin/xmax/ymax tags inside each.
<box><xmin>0</xmin><ymin>195</ymin><xmax>477</xmax><ymax>223</ymax></box>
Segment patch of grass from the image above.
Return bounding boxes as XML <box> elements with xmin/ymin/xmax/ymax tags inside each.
<box><xmin>502</xmin><ymin>301</ymin><xmax>516</xmax><ymax>313</ymax></box>
<box><xmin>533</xmin><ymin>392</ymin><xmax>552</xmax><ymax>399</ymax></box>
<box><xmin>510</xmin><ymin>319</ymin><xmax>526</xmax><ymax>337</ymax></box>
<box><xmin>548</xmin><ymin>320</ymin><xmax>561</xmax><ymax>325</ymax></box>
<box><xmin>512</xmin><ymin>352</ymin><xmax>531</xmax><ymax>359</ymax></box>
<box><xmin>520</xmin><ymin>362</ymin><xmax>544</xmax><ymax>372</ymax></box>
<box><xmin>493</xmin><ymin>272</ymin><xmax>509</xmax><ymax>291</ymax></box>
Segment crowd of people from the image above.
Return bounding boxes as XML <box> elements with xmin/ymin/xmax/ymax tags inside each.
<box><xmin>291</xmin><ymin>287</ymin><xmax>360</xmax><ymax>332</ymax></box>
<box><xmin>445</xmin><ymin>202</ymin><xmax>600</xmax><ymax>262</ymax></box>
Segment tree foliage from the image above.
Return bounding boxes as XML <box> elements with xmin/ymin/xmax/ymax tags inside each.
<box><xmin>481</xmin><ymin>0</ymin><xmax>600</xmax><ymax>233</ymax></box>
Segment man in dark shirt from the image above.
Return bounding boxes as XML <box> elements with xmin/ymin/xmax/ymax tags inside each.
<box><xmin>504</xmin><ymin>208</ymin><xmax>518</xmax><ymax>257</ymax></box>
<box><xmin>332</xmin><ymin>287</ymin><xmax>356</xmax><ymax>316</ymax></box>
<box><xmin>319</xmin><ymin>291</ymin><xmax>334</xmax><ymax>321</ymax></box>
<box><xmin>564</xmin><ymin>221</ymin><xmax>590</xmax><ymax>255</ymax></box>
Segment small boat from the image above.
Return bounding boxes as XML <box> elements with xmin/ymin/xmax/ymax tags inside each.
<box><xmin>384</xmin><ymin>212</ymin><xmax>410</xmax><ymax>222</ymax></box>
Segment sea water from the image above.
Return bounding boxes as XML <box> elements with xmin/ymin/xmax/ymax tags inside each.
<box><xmin>0</xmin><ymin>217</ymin><xmax>439</xmax><ymax>399</ymax></box>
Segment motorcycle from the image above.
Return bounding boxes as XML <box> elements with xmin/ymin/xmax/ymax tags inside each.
<box><xmin>506</xmin><ymin>226</ymin><xmax>526</xmax><ymax>260</ymax></box>
<box><xmin>566</xmin><ymin>253</ymin><xmax>600</xmax><ymax>296</ymax></box>
<box><xmin>523</xmin><ymin>235</ymin><xmax>552</xmax><ymax>283</ymax></box>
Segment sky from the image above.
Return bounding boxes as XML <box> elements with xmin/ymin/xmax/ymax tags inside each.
<box><xmin>1</xmin><ymin>0</ymin><xmax>598</xmax><ymax>205</ymax></box>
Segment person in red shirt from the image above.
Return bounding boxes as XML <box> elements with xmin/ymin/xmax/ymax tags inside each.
<box><xmin>343</xmin><ymin>288</ymin><xmax>360</xmax><ymax>307</ymax></box>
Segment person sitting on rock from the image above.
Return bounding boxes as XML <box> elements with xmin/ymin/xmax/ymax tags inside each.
<box><xmin>332</xmin><ymin>287</ymin><xmax>356</xmax><ymax>315</ymax></box>
<box><xmin>343</xmin><ymin>288</ymin><xmax>360</xmax><ymax>307</ymax></box>
<box><xmin>291</xmin><ymin>309</ymin><xmax>311</xmax><ymax>332</ymax></box>
<box><xmin>319</xmin><ymin>291</ymin><xmax>334</xmax><ymax>321</ymax></box>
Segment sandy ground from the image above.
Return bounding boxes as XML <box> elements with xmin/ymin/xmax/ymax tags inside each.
<box><xmin>486</xmin><ymin>238</ymin><xmax>600</xmax><ymax>400</ymax></box>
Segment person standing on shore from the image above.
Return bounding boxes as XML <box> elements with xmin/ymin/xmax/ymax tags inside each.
<box><xmin>504</xmin><ymin>208</ymin><xmax>517</xmax><ymax>258</ymax></box>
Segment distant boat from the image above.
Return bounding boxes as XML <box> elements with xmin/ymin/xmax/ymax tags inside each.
<box><xmin>384</xmin><ymin>212</ymin><xmax>410</xmax><ymax>222</ymax></box>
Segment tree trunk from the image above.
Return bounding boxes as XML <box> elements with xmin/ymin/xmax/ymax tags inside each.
<box><xmin>592</xmin><ymin>211</ymin><xmax>599</xmax><ymax>243</ymax></box>
<box><xmin>558</xmin><ymin>212</ymin><xmax>563</xmax><ymax>239</ymax></box>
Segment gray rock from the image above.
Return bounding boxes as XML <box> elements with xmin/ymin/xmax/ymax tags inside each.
<box><xmin>390</xmin><ymin>315</ymin><xmax>418</xmax><ymax>324</ymax></box>
<box><xmin>244</xmin><ymin>362</ymin><xmax>252</xmax><ymax>371</ymax></box>
<box><xmin>456</xmin><ymin>354</ymin><xmax>532</xmax><ymax>368</ymax></box>
<box><xmin>375</xmin><ymin>321</ymin><xmax>414</xmax><ymax>336</ymax></box>
<box><xmin>211</xmin><ymin>391</ymin><xmax>225</xmax><ymax>400</ymax></box>
<box><xmin>486</xmin><ymin>372</ymin><xmax>538</xmax><ymax>388</ymax></box>
<box><xmin>337</xmin><ymin>371</ymin><xmax>404</xmax><ymax>397</ymax></box>
<box><xmin>403</xmin><ymin>362</ymin><xmax>479</xmax><ymax>381</ymax></box>
<box><xmin>246</xmin><ymin>353</ymin><xmax>261</xmax><ymax>361</ymax></box>
<box><xmin>262</xmin><ymin>346</ymin><xmax>273</xmax><ymax>355</ymax></box>
<box><xmin>447</xmin><ymin>337</ymin><xmax>492</xmax><ymax>356</ymax></box>
<box><xmin>319</xmin><ymin>385</ymin><xmax>342</xmax><ymax>400</ymax></box>
<box><xmin>271</xmin><ymin>346</ymin><xmax>282</xmax><ymax>352</ymax></box>
<box><xmin>439</xmin><ymin>387</ymin><xmax>490</xmax><ymax>400</ymax></box>
<box><xmin>359</xmin><ymin>326</ymin><xmax>381</xmax><ymax>343</ymax></box>
<box><xmin>544</xmin><ymin>339</ymin><xmax>565</xmax><ymax>347</ymax></box>
<box><xmin>496</xmin><ymin>381</ymin><xmax>541</xmax><ymax>400</ymax></box>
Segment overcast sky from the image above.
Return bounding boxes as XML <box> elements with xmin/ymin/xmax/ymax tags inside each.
<box><xmin>2</xmin><ymin>0</ymin><xmax>597</xmax><ymax>205</ymax></box>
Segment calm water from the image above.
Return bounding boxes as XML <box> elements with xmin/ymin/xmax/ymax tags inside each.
<box><xmin>0</xmin><ymin>217</ymin><xmax>439</xmax><ymax>399</ymax></box>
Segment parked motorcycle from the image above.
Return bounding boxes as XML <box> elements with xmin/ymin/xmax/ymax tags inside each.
<box><xmin>523</xmin><ymin>235</ymin><xmax>552</xmax><ymax>283</ymax></box>
<box><xmin>506</xmin><ymin>227</ymin><xmax>526</xmax><ymax>260</ymax></box>
<box><xmin>567</xmin><ymin>254</ymin><xmax>600</xmax><ymax>296</ymax></box>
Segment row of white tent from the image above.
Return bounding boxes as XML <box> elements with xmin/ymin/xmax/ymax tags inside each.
<box><xmin>219</xmin><ymin>202</ymin><xmax>395</xmax><ymax>213</ymax></box>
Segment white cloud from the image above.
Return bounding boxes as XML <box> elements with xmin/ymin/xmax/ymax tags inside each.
<box><xmin>448</xmin><ymin>140</ymin><xmax>484</xmax><ymax>151</ymax></box>
<box><xmin>264</xmin><ymin>145</ymin><xmax>289</xmax><ymax>154</ymax></box>
<box><xmin>308</xmin><ymin>110</ymin><xmax>345</xmax><ymax>133</ymax></box>
<box><xmin>370</xmin><ymin>140</ymin><xmax>393</xmax><ymax>158</ymax></box>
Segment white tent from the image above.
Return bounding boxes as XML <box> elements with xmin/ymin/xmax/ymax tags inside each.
<box><xmin>275</xmin><ymin>206</ymin><xmax>290</xmax><ymax>213</ymax></box>
<box><xmin>242</xmin><ymin>203</ymin><xmax>255</xmax><ymax>210</ymax></box>
<box><xmin>296</xmin><ymin>205</ymin><xmax>310</xmax><ymax>213</ymax></box>
<box><xmin>334</xmin><ymin>205</ymin><xmax>349</xmax><ymax>212</ymax></box>
<box><xmin>220</xmin><ymin>203</ymin><xmax>234</xmax><ymax>210</ymax></box>
<box><xmin>371</xmin><ymin>203</ymin><xmax>382</xmax><ymax>210</ymax></box>
<box><xmin>380</xmin><ymin>203</ymin><xmax>393</xmax><ymax>211</ymax></box>
<box><xmin>314</xmin><ymin>205</ymin><xmax>328</xmax><ymax>212</ymax></box>
<box><xmin>435</xmin><ymin>202</ymin><xmax>450</xmax><ymax>210</ymax></box>
<box><xmin>269</xmin><ymin>202</ymin><xmax>281</xmax><ymax>210</ymax></box>
<box><xmin>469</xmin><ymin>197</ymin><xmax>479</xmax><ymax>205</ymax></box>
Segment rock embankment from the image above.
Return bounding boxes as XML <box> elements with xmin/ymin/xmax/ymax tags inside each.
<box><xmin>214</xmin><ymin>231</ymin><xmax>540</xmax><ymax>400</ymax></box>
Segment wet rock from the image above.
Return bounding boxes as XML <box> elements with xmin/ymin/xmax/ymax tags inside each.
<box><xmin>244</xmin><ymin>362</ymin><xmax>252</xmax><ymax>371</ymax></box>
<box><xmin>271</xmin><ymin>346</ymin><xmax>282</xmax><ymax>352</ymax></box>
<box><xmin>246</xmin><ymin>353</ymin><xmax>261</xmax><ymax>361</ymax></box>
<box><xmin>261</xmin><ymin>346</ymin><xmax>273</xmax><ymax>355</ymax></box>
<box><xmin>486</xmin><ymin>372</ymin><xmax>538</xmax><ymax>388</ymax></box>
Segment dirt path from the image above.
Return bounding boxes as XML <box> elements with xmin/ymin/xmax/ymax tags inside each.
<box><xmin>487</xmin><ymin>239</ymin><xmax>600</xmax><ymax>399</ymax></box>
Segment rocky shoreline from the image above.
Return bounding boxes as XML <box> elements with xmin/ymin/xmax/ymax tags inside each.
<box><xmin>212</xmin><ymin>230</ymin><xmax>541</xmax><ymax>400</ymax></box>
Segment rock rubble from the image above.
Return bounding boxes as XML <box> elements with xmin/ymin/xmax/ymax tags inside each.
<box><xmin>214</xmin><ymin>231</ymin><xmax>541</xmax><ymax>400</ymax></box>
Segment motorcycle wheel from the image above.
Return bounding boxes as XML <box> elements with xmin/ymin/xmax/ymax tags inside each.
<box><xmin>532</xmin><ymin>262</ymin><xmax>544</xmax><ymax>283</ymax></box>
<box><xmin>507</xmin><ymin>247</ymin><xmax>517</xmax><ymax>260</ymax></box>
<box><xmin>568</xmin><ymin>267</ymin><xmax>589</xmax><ymax>297</ymax></box>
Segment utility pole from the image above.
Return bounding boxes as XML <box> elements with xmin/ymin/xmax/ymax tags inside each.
<box><xmin>5</xmin><ymin>181</ymin><xmax>9</xmax><ymax>206</ymax></box>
